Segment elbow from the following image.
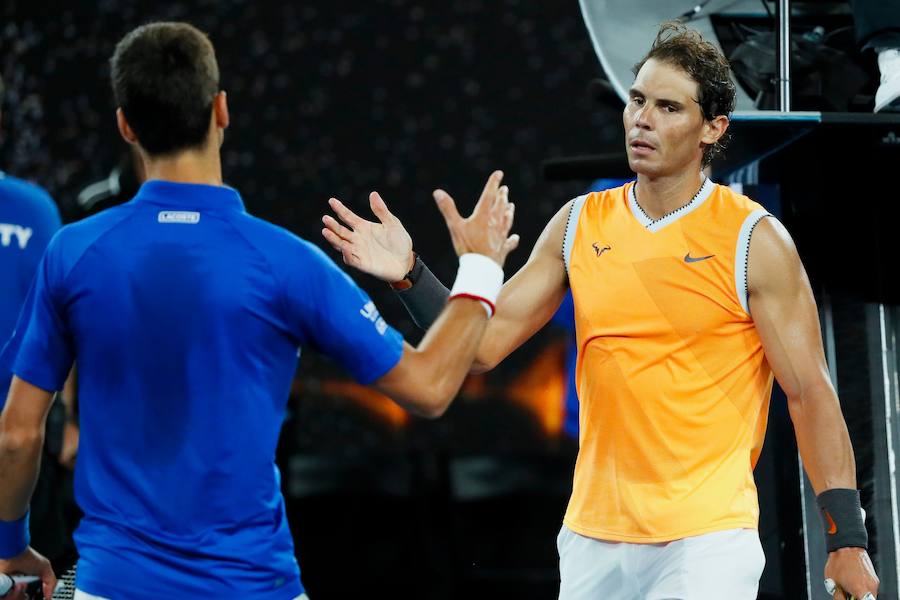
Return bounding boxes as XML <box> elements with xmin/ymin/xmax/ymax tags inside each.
<box><xmin>413</xmin><ymin>377</ymin><xmax>458</xmax><ymax>419</ymax></box>
<box><xmin>418</xmin><ymin>390</ymin><xmax>452</xmax><ymax>420</ymax></box>
<box><xmin>470</xmin><ymin>353</ymin><xmax>499</xmax><ymax>375</ymax></box>
<box><xmin>418</xmin><ymin>403</ymin><xmax>449</xmax><ymax>420</ymax></box>
<box><xmin>784</xmin><ymin>379</ymin><xmax>839</xmax><ymax>420</ymax></box>
<box><xmin>0</xmin><ymin>426</ymin><xmax>44</xmax><ymax>457</ymax></box>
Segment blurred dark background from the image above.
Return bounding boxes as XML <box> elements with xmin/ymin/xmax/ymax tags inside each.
<box><xmin>4</xmin><ymin>1</ymin><xmax>899</xmax><ymax>599</ymax></box>
<box><xmin>0</xmin><ymin>2</ymin><xmax>609</xmax><ymax>598</ymax></box>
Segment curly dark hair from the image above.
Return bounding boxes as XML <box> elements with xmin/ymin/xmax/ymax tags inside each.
<box><xmin>632</xmin><ymin>21</ymin><xmax>736</xmax><ymax>167</ymax></box>
<box><xmin>111</xmin><ymin>22</ymin><xmax>219</xmax><ymax>156</ymax></box>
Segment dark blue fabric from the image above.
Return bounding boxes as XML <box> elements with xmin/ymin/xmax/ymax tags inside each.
<box><xmin>1</xmin><ymin>180</ymin><xmax>403</xmax><ymax>599</ymax></box>
<box><xmin>0</xmin><ymin>172</ymin><xmax>61</xmax><ymax>409</ymax></box>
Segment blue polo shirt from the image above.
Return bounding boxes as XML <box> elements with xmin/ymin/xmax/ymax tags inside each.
<box><xmin>0</xmin><ymin>172</ymin><xmax>61</xmax><ymax>409</ymax></box>
<box><xmin>1</xmin><ymin>180</ymin><xmax>404</xmax><ymax>599</ymax></box>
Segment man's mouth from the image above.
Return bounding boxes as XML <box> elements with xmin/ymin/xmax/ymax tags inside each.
<box><xmin>630</xmin><ymin>139</ymin><xmax>655</xmax><ymax>150</ymax></box>
<box><xmin>629</xmin><ymin>139</ymin><xmax>656</xmax><ymax>155</ymax></box>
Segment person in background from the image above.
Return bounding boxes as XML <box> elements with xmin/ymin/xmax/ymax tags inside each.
<box><xmin>0</xmin><ymin>72</ymin><xmax>79</xmax><ymax>579</ymax></box>
<box><xmin>850</xmin><ymin>0</ymin><xmax>900</xmax><ymax>112</ymax></box>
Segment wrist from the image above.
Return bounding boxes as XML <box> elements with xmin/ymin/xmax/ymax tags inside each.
<box><xmin>0</xmin><ymin>510</ymin><xmax>29</xmax><ymax>560</ymax></box>
<box><xmin>448</xmin><ymin>253</ymin><xmax>504</xmax><ymax>317</ymax></box>
<box><xmin>816</xmin><ymin>488</ymin><xmax>868</xmax><ymax>553</ymax></box>
<box><xmin>390</xmin><ymin>252</ymin><xmax>421</xmax><ymax>290</ymax></box>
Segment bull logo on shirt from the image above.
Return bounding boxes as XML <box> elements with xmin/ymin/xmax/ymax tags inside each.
<box><xmin>592</xmin><ymin>242</ymin><xmax>611</xmax><ymax>257</ymax></box>
<box><xmin>0</xmin><ymin>224</ymin><xmax>33</xmax><ymax>249</ymax></box>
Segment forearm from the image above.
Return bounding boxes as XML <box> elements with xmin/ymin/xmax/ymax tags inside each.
<box><xmin>788</xmin><ymin>381</ymin><xmax>857</xmax><ymax>493</ymax></box>
<box><xmin>414</xmin><ymin>299</ymin><xmax>489</xmax><ymax>408</ymax></box>
<box><xmin>379</xmin><ymin>298</ymin><xmax>489</xmax><ymax>418</ymax></box>
<box><xmin>0</xmin><ymin>426</ymin><xmax>44</xmax><ymax>520</ymax></box>
<box><xmin>392</xmin><ymin>258</ymin><xmax>499</xmax><ymax>373</ymax></box>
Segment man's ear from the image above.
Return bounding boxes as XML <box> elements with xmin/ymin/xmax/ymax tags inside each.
<box><xmin>701</xmin><ymin>114</ymin><xmax>729</xmax><ymax>147</ymax></box>
<box><xmin>116</xmin><ymin>108</ymin><xmax>139</xmax><ymax>146</ymax></box>
<box><xmin>213</xmin><ymin>91</ymin><xmax>229</xmax><ymax>130</ymax></box>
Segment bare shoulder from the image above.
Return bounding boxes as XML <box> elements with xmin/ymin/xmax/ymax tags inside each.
<box><xmin>747</xmin><ymin>216</ymin><xmax>805</xmax><ymax>295</ymax></box>
<box><xmin>531</xmin><ymin>198</ymin><xmax>575</xmax><ymax>261</ymax></box>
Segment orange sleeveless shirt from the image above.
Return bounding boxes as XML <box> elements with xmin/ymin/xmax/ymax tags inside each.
<box><xmin>562</xmin><ymin>178</ymin><xmax>774</xmax><ymax>543</ymax></box>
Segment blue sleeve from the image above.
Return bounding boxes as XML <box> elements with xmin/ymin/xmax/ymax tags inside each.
<box><xmin>284</xmin><ymin>243</ymin><xmax>404</xmax><ymax>384</ymax></box>
<box><xmin>0</xmin><ymin>234</ymin><xmax>74</xmax><ymax>392</ymax></box>
<box><xmin>20</xmin><ymin>192</ymin><xmax>62</xmax><ymax>289</ymax></box>
<box><xmin>31</xmin><ymin>192</ymin><xmax>62</xmax><ymax>253</ymax></box>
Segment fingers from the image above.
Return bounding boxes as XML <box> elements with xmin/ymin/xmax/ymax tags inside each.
<box><xmin>328</xmin><ymin>197</ymin><xmax>365</xmax><ymax>228</ymax></box>
<box><xmin>433</xmin><ymin>189</ymin><xmax>462</xmax><ymax>227</ymax></box>
<box><xmin>42</xmin><ymin>570</ymin><xmax>57</xmax><ymax>600</ymax></box>
<box><xmin>321</xmin><ymin>231</ymin><xmax>361</xmax><ymax>267</ymax></box>
<box><xmin>502</xmin><ymin>234</ymin><xmax>520</xmax><ymax>257</ymax></box>
<box><xmin>368</xmin><ymin>192</ymin><xmax>395</xmax><ymax>224</ymax></box>
<box><xmin>500</xmin><ymin>200</ymin><xmax>515</xmax><ymax>234</ymax></box>
<box><xmin>473</xmin><ymin>170</ymin><xmax>504</xmax><ymax>217</ymax></box>
<box><xmin>322</xmin><ymin>214</ymin><xmax>355</xmax><ymax>241</ymax></box>
<box><xmin>826</xmin><ymin>578</ymin><xmax>845</xmax><ymax>599</ymax></box>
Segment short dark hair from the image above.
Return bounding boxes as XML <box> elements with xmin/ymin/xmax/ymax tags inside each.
<box><xmin>633</xmin><ymin>21</ymin><xmax>736</xmax><ymax>167</ymax></box>
<box><xmin>110</xmin><ymin>22</ymin><xmax>219</xmax><ymax>156</ymax></box>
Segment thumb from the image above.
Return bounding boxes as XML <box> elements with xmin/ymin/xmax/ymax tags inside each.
<box><xmin>41</xmin><ymin>562</ymin><xmax>57</xmax><ymax>600</ymax></box>
<box><xmin>500</xmin><ymin>234</ymin><xmax>520</xmax><ymax>262</ymax></box>
<box><xmin>433</xmin><ymin>189</ymin><xmax>462</xmax><ymax>227</ymax></box>
<box><xmin>369</xmin><ymin>191</ymin><xmax>394</xmax><ymax>224</ymax></box>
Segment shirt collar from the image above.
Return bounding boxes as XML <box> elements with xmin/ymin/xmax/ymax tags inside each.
<box><xmin>134</xmin><ymin>180</ymin><xmax>245</xmax><ymax>213</ymax></box>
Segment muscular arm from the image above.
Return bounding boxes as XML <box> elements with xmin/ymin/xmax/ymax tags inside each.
<box><xmin>372</xmin><ymin>202</ymin><xmax>570</xmax><ymax>373</ymax></box>
<box><xmin>747</xmin><ymin>218</ymin><xmax>855</xmax><ymax>492</ymax></box>
<box><xmin>0</xmin><ymin>377</ymin><xmax>55</xmax><ymax>520</ymax></box>
<box><xmin>374</xmin><ymin>299</ymin><xmax>490</xmax><ymax>418</ymax></box>
<box><xmin>748</xmin><ymin>218</ymin><xmax>880</xmax><ymax>597</ymax></box>
<box><xmin>322</xmin><ymin>181</ymin><xmax>569</xmax><ymax>375</ymax></box>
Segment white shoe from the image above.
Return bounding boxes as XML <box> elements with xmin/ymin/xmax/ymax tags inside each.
<box><xmin>875</xmin><ymin>48</ymin><xmax>900</xmax><ymax>112</ymax></box>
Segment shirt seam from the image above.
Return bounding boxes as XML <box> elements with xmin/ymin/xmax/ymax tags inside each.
<box><xmin>60</xmin><ymin>207</ymin><xmax>142</xmax><ymax>291</ymax></box>
<box><xmin>222</xmin><ymin>217</ymin><xmax>297</xmax><ymax>344</ymax></box>
<box><xmin>562</xmin><ymin>517</ymin><xmax>758</xmax><ymax>543</ymax></box>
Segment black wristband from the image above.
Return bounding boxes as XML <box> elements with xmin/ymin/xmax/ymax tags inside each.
<box><xmin>393</xmin><ymin>256</ymin><xmax>450</xmax><ymax>330</ymax></box>
<box><xmin>816</xmin><ymin>488</ymin><xmax>868</xmax><ymax>552</ymax></box>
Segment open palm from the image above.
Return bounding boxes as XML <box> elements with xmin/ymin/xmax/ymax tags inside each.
<box><xmin>322</xmin><ymin>192</ymin><xmax>414</xmax><ymax>282</ymax></box>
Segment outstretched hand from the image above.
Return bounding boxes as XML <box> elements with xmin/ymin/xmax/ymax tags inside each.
<box><xmin>322</xmin><ymin>170</ymin><xmax>519</xmax><ymax>278</ymax></box>
<box><xmin>432</xmin><ymin>170</ymin><xmax>519</xmax><ymax>268</ymax></box>
<box><xmin>322</xmin><ymin>192</ymin><xmax>414</xmax><ymax>283</ymax></box>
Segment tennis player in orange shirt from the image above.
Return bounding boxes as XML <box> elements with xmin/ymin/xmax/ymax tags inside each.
<box><xmin>322</xmin><ymin>21</ymin><xmax>879</xmax><ymax>600</ymax></box>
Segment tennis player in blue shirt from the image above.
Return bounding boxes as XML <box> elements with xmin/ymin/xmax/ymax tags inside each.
<box><xmin>0</xmin><ymin>22</ymin><xmax>518</xmax><ymax>600</ymax></box>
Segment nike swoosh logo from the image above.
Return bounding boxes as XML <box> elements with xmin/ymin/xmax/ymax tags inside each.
<box><xmin>684</xmin><ymin>252</ymin><xmax>715</xmax><ymax>263</ymax></box>
<box><xmin>824</xmin><ymin>509</ymin><xmax>837</xmax><ymax>535</ymax></box>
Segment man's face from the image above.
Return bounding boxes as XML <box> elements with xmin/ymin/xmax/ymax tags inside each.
<box><xmin>623</xmin><ymin>58</ymin><xmax>710</xmax><ymax>177</ymax></box>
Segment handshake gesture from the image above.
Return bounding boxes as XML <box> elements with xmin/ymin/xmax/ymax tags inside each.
<box><xmin>321</xmin><ymin>170</ymin><xmax>519</xmax><ymax>280</ymax></box>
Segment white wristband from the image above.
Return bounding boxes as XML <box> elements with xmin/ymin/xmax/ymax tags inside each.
<box><xmin>449</xmin><ymin>253</ymin><xmax>504</xmax><ymax>317</ymax></box>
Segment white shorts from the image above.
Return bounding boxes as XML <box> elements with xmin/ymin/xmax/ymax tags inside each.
<box><xmin>74</xmin><ymin>591</ymin><xmax>309</xmax><ymax>600</ymax></box>
<box><xmin>557</xmin><ymin>525</ymin><xmax>765</xmax><ymax>600</ymax></box>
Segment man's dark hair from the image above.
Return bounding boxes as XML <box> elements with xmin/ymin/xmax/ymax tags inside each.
<box><xmin>633</xmin><ymin>21</ymin><xmax>736</xmax><ymax>167</ymax></box>
<box><xmin>110</xmin><ymin>22</ymin><xmax>219</xmax><ymax>156</ymax></box>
